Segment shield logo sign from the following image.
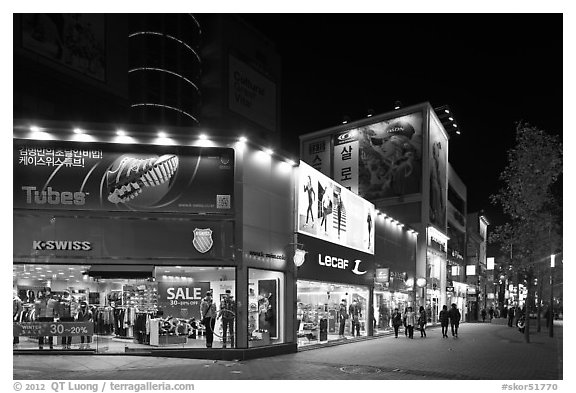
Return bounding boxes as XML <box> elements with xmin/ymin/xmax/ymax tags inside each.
<box><xmin>193</xmin><ymin>228</ymin><xmax>213</xmax><ymax>253</ymax></box>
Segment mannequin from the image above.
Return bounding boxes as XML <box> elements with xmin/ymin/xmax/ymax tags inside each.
<box><xmin>34</xmin><ymin>288</ymin><xmax>58</xmax><ymax>349</ymax></box>
<box><xmin>75</xmin><ymin>301</ymin><xmax>93</xmax><ymax>349</ymax></box>
<box><xmin>58</xmin><ymin>290</ymin><xmax>74</xmax><ymax>349</ymax></box>
<box><xmin>13</xmin><ymin>290</ymin><xmax>23</xmax><ymax>346</ymax></box>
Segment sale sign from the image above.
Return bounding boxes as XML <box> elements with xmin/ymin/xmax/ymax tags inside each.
<box><xmin>157</xmin><ymin>281</ymin><xmax>210</xmax><ymax>320</ymax></box>
<box><xmin>13</xmin><ymin>322</ymin><xmax>94</xmax><ymax>337</ymax></box>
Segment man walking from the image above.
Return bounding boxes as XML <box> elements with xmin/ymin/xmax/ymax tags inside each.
<box><xmin>200</xmin><ymin>291</ymin><xmax>217</xmax><ymax>348</ymax></box>
<box><xmin>439</xmin><ymin>305</ymin><xmax>449</xmax><ymax>338</ymax></box>
<box><xmin>448</xmin><ymin>303</ymin><xmax>461</xmax><ymax>337</ymax></box>
<box><xmin>404</xmin><ymin>306</ymin><xmax>416</xmax><ymax>339</ymax></box>
<box><xmin>218</xmin><ymin>289</ymin><xmax>236</xmax><ymax>348</ymax></box>
<box><xmin>348</xmin><ymin>299</ymin><xmax>362</xmax><ymax>337</ymax></box>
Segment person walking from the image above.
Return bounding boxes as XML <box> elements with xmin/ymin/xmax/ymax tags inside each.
<box><xmin>488</xmin><ymin>306</ymin><xmax>494</xmax><ymax>322</ymax></box>
<box><xmin>508</xmin><ymin>306</ymin><xmax>515</xmax><ymax>327</ymax></box>
<box><xmin>403</xmin><ymin>307</ymin><xmax>408</xmax><ymax>337</ymax></box>
<box><xmin>348</xmin><ymin>299</ymin><xmax>362</xmax><ymax>337</ymax></box>
<box><xmin>439</xmin><ymin>305</ymin><xmax>449</xmax><ymax>338</ymax></box>
<box><xmin>481</xmin><ymin>308</ymin><xmax>487</xmax><ymax>322</ymax></box>
<box><xmin>200</xmin><ymin>291</ymin><xmax>217</xmax><ymax>348</ymax></box>
<box><xmin>418</xmin><ymin>306</ymin><xmax>427</xmax><ymax>338</ymax></box>
<box><xmin>338</xmin><ymin>299</ymin><xmax>348</xmax><ymax>338</ymax></box>
<box><xmin>448</xmin><ymin>303</ymin><xmax>461</xmax><ymax>337</ymax></box>
<box><xmin>404</xmin><ymin>306</ymin><xmax>416</xmax><ymax>339</ymax></box>
<box><xmin>391</xmin><ymin>308</ymin><xmax>403</xmax><ymax>338</ymax></box>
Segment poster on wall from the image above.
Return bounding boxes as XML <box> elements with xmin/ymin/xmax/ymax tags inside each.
<box><xmin>428</xmin><ymin>116</ymin><xmax>448</xmax><ymax>231</ymax></box>
<box><xmin>297</xmin><ymin>161</ymin><xmax>375</xmax><ymax>254</ymax></box>
<box><xmin>301</xmin><ymin>137</ymin><xmax>331</xmax><ymax>177</ymax></box>
<box><xmin>258</xmin><ymin>279</ymin><xmax>278</xmax><ymax>338</ymax></box>
<box><xmin>157</xmin><ymin>281</ymin><xmax>210</xmax><ymax>320</ymax></box>
<box><xmin>356</xmin><ymin>112</ymin><xmax>424</xmax><ymax>200</ymax></box>
<box><xmin>13</xmin><ymin>139</ymin><xmax>234</xmax><ymax>214</ymax></box>
<box><xmin>228</xmin><ymin>55</ymin><xmax>277</xmax><ymax>132</ymax></box>
<box><xmin>21</xmin><ymin>14</ymin><xmax>106</xmax><ymax>81</ymax></box>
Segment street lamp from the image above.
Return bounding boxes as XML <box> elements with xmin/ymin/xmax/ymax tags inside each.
<box><xmin>549</xmin><ymin>254</ymin><xmax>555</xmax><ymax>337</ymax></box>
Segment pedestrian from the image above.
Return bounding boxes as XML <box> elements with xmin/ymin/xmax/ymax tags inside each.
<box><xmin>403</xmin><ymin>307</ymin><xmax>408</xmax><ymax>337</ymax></box>
<box><xmin>404</xmin><ymin>306</ymin><xmax>416</xmax><ymax>339</ymax></box>
<box><xmin>418</xmin><ymin>306</ymin><xmax>427</xmax><ymax>338</ymax></box>
<box><xmin>439</xmin><ymin>305</ymin><xmax>449</xmax><ymax>338</ymax></box>
<box><xmin>508</xmin><ymin>306</ymin><xmax>515</xmax><ymax>327</ymax></box>
<box><xmin>488</xmin><ymin>306</ymin><xmax>494</xmax><ymax>322</ymax></box>
<box><xmin>338</xmin><ymin>299</ymin><xmax>348</xmax><ymax>338</ymax></box>
<box><xmin>481</xmin><ymin>308</ymin><xmax>487</xmax><ymax>322</ymax></box>
<box><xmin>448</xmin><ymin>303</ymin><xmax>461</xmax><ymax>337</ymax></box>
<box><xmin>348</xmin><ymin>299</ymin><xmax>362</xmax><ymax>337</ymax></box>
<box><xmin>218</xmin><ymin>289</ymin><xmax>236</xmax><ymax>348</ymax></box>
<box><xmin>200</xmin><ymin>291</ymin><xmax>217</xmax><ymax>348</ymax></box>
<box><xmin>391</xmin><ymin>308</ymin><xmax>403</xmax><ymax>338</ymax></box>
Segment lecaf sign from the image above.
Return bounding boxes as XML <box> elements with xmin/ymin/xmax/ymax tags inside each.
<box><xmin>297</xmin><ymin>234</ymin><xmax>374</xmax><ymax>286</ymax></box>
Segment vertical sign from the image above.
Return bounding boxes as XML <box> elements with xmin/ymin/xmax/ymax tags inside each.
<box><xmin>302</xmin><ymin>137</ymin><xmax>331</xmax><ymax>177</ymax></box>
<box><xmin>333</xmin><ymin>130</ymin><xmax>359</xmax><ymax>193</ymax></box>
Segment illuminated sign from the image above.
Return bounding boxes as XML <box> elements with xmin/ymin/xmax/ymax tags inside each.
<box><xmin>297</xmin><ymin>161</ymin><xmax>375</xmax><ymax>254</ymax></box>
<box><xmin>466</xmin><ymin>265</ymin><xmax>476</xmax><ymax>276</ymax></box>
<box><xmin>375</xmin><ymin>268</ymin><xmax>390</xmax><ymax>283</ymax></box>
<box><xmin>487</xmin><ymin>257</ymin><xmax>495</xmax><ymax>270</ymax></box>
<box><xmin>33</xmin><ymin>240</ymin><xmax>92</xmax><ymax>251</ymax></box>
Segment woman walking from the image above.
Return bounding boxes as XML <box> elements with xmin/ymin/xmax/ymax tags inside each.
<box><xmin>439</xmin><ymin>305</ymin><xmax>449</xmax><ymax>338</ymax></box>
<box><xmin>418</xmin><ymin>306</ymin><xmax>427</xmax><ymax>338</ymax></box>
<box><xmin>405</xmin><ymin>306</ymin><xmax>416</xmax><ymax>339</ymax></box>
<box><xmin>391</xmin><ymin>308</ymin><xmax>403</xmax><ymax>338</ymax></box>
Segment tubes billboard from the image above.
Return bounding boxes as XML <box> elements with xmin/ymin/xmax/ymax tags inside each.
<box><xmin>297</xmin><ymin>161</ymin><xmax>375</xmax><ymax>255</ymax></box>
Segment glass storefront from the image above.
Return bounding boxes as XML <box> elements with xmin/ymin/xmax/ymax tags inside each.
<box><xmin>13</xmin><ymin>264</ymin><xmax>236</xmax><ymax>352</ymax></box>
<box><xmin>296</xmin><ymin>280</ymin><xmax>369</xmax><ymax>347</ymax></box>
<box><xmin>248</xmin><ymin>269</ymin><xmax>285</xmax><ymax>347</ymax></box>
<box><xmin>373</xmin><ymin>287</ymin><xmax>411</xmax><ymax>334</ymax></box>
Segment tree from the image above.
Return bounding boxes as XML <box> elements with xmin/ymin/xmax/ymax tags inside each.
<box><xmin>489</xmin><ymin>122</ymin><xmax>562</xmax><ymax>343</ymax></box>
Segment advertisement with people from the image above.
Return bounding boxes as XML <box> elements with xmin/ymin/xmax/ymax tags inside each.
<box><xmin>428</xmin><ymin>116</ymin><xmax>448</xmax><ymax>231</ymax></box>
<box><xmin>357</xmin><ymin>112</ymin><xmax>424</xmax><ymax>200</ymax></box>
<box><xmin>297</xmin><ymin>161</ymin><xmax>375</xmax><ymax>254</ymax></box>
<box><xmin>13</xmin><ymin>139</ymin><xmax>234</xmax><ymax>214</ymax></box>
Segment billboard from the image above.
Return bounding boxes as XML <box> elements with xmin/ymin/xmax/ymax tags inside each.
<box><xmin>428</xmin><ymin>116</ymin><xmax>448</xmax><ymax>231</ymax></box>
<box><xmin>301</xmin><ymin>136</ymin><xmax>331</xmax><ymax>177</ymax></box>
<box><xmin>297</xmin><ymin>161</ymin><xmax>375</xmax><ymax>254</ymax></box>
<box><xmin>13</xmin><ymin>139</ymin><xmax>234</xmax><ymax>214</ymax></box>
<box><xmin>333</xmin><ymin>130</ymin><xmax>360</xmax><ymax>193</ymax></box>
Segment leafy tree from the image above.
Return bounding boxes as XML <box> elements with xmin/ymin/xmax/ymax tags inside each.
<box><xmin>489</xmin><ymin>122</ymin><xmax>562</xmax><ymax>343</ymax></box>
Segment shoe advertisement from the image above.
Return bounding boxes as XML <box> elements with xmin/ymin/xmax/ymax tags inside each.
<box><xmin>13</xmin><ymin>139</ymin><xmax>234</xmax><ymax>214</ymax></box>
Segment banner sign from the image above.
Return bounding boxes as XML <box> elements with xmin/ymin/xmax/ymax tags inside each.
<box><xmin>157</xmin><ymin>281</ymin><xmax>211</xmax><ymax>320</ymax></box>
<box><xmin>296</xmin><ymin>234</ymin><xmax>375</xmax><ymax>286</ymax></box>
<box><xmin>13</xmin><ymin>321</ymin><xmax>94</xmax><ymax>337</ymax></box>
<box><xmin>375</xmin><ymin>268</ymin><xmax>390</xmax><ymax>283</ymax></box>
<box><xmin>333</xmin><ymin>131</ymin><xmax>359</xmax><ymax>193</ymax></box>
<box><xmin>301</xmin><ymin>137</ymin><xmax>331</xmax><ymax>177</ymax></box>
<box><xmin>13</xmin><ymin>139</ymin><xmax>234</xmax><ymax>214</ymax></box>
<box><xmin>297</xmin><ymin>161</ymin><xmax>375</xmax><ymax>255</ymax></box>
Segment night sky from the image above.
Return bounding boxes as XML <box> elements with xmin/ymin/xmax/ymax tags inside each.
<box><xmin>242</xmin><ymin>14</ymin><xmax>563</xmax><ymax>225</ymax></box>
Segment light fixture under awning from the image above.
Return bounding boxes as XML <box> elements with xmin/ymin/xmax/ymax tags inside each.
<box><xmin>84</xmin><ymin>265</ymin><xmax>154</xmax><ymax>279</ymax></box>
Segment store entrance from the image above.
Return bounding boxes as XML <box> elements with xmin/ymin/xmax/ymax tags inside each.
<box><xmin>296</xmin><ymin>280</ymin><xmax>369</xmax><ymax>347</ymax></box>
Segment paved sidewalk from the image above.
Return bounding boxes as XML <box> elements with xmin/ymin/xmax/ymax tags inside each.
<box><xmin>13</xmin><ymin>322</ymin><xmax>562</xmax><ymax>380</ymax></box>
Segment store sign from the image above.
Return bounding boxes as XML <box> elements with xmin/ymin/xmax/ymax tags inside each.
<box><xmin>157</xmin><ymin>281</ymin><xmax>211</xmax><ymax>320</ymax></box>
<box><xmin>297</xmin><ymin>161</ymin><xmax>375</xmax><ymax>255</ymax></box>
<box><xmin>296</xmin><ymin>234</ymin><xmax>374</xmax><ymax>285</ymax></box>
<box><xmin>32</xmin><ymin>240</ymin><xmax>92</xmax><ymax>251</ymax></box>
<box><xmin>333</xmin><ymin>130</ymin><xmax>359</xmax><ymax>193</ymax></box>
<box><xmin>14</xmin><ymin>139</ymin><xmax>234</xmax><ymax>214</ymax></box>
<box><xmin>192</xmin><ymin>228</ymin><xmax>213</xmax><ymax>254</ymax></box>
<box><xmin>13</xmin><ymin>322</ymin><xmax>94</xmax><ymax>337</ymax></box>
<box><xmin>375</xmin><ymin>268</ymin><xmax>390</xmax><ymax>283</ymax></box>
<box><xmin>248</xmin><ymin>250</ymin><xmax>286</xmax><ymax>261</ymax></box>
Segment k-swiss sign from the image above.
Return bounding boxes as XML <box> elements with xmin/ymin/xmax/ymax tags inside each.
<box><xmin>297</xmin><ymin>234</ymin><xmax>374</xmax><ymax>286</ymax></box>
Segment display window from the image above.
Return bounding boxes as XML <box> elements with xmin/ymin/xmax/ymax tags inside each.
<box><xmin>13</xmin><ymin>264</ymin><xmax>236</xmax><ymax>352</ymax></box>
<box><xmin>247</xmin><ymin>269</ymin><xmax>285</xmax><ymax>347</ymax></box>
<box><xmin>373</xmin><ymin>289</ymin><xmax>410</xmax><ymax>335</ymax></box>
<box><xmin>296</xmin><ymin>280</ymin><xmax>369</xmax><ymax>347</ymax></box>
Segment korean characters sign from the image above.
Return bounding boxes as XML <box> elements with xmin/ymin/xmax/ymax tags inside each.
<box><xmin>13</xmin><ymin>139</ymin><xmax>234</xmax><ymax>214</ymax></box>
<box><xmin>297</xmin><ymin>161</ymin><xmax>375</xmax><ymax>255</ymax></box>
<box><xmin>333</xmin><ymin>130</ymin><xmax>359</xmax><ymax>193</ymax></box>
<box><xmin>302</xmin><ymin>136</ymin><xmax>331</xmax><ymax>177</ymax></box>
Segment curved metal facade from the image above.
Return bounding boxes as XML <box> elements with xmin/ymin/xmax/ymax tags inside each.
<box><xmin>128</xmin><ymin>14</ymin><xmax>201</xmax><ymax>126</ymax></box>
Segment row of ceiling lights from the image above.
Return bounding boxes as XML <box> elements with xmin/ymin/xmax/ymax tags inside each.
<box><xmin>375</xmin><ymin>209</ymin><xmax>418</xmax><ymax>235</ymax></box>
<box><xmin>25</xmin><ymin>125</ymin><xmax>298</xmax><ymax>167</ymax></box>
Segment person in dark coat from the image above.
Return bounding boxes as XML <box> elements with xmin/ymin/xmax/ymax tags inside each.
<box><xmin>439</xmin><ymin>305</ymin><xmax>449</xmax><ymax>338</ymax></box>
<box><xmin>448</xmin><ymin>303</ymin><xmax>461</xmax><ymax>337</ymax></box>
<box><xmin>508</xmin><ymin>306</ymin><xmax>515</xmax><ymax>327</ymax></box>
<box><xmin>418</xmin><ymin>306</ymin><xmax>427</xmax><ymax>338</ymax></box>
<box><xmin>488</xmin><ymin>306</ymin><xmax>495</xmax><ymax>322</ymax></box>
<box><xmin>481</xmin><ymin>308</ymin><xmax>487</xmax><ymax>322</ymax></box>
<box><xmin>391</xmin><ymin>308</ymin><xmax>403</xmax><ymax>338</ymax></box>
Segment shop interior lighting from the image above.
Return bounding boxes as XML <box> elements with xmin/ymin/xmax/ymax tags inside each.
<box><xmin>199</xmin><ymin>134</ymin><xmax>208</xmax><ymax>140</ymax></box>
<box><xmin>157</xmin><ymin>131</ymin><xmax>167</xmax><ymax>138</ymax></box>
<box><xmin>286</xmin><ymin>159</ymin><xmax>296</xmax><ymax>166</ymax></box>
<box><xmin>264</xmin><ymin>148</ymin><xmax>274</xmax><ymax>156</ymax></box>
<box><xmin>342</xmin><ymin>115</ymin><xmax>351</xmax><ymax>124</ymax></box>
<box><xmin>73</xmin><ymin>127</ymin><xmax>84</xmax><ymax>134</ymax></box>
<box><xmin>452</xmin><ymin>123</ymin><xmax>458</xmax><ymax>128</ymax></box>
<box><xmin>116</xmin><ymin>129</ymin><xmax>126</xmax><ymax>136</ymax></box>
<box><xmin>238</xmin><ymin>136</ymin><xmax>248</xmax><ymax>143</ymax></box>
<box><xmin>394</xmin><ymin>100</ymin><xmax>402</xmax><ymax>110</ymax></box>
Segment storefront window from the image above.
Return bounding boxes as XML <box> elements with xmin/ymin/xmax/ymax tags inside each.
<box><xmin>13</xmin><ymin>264</ymin><xmax>236</xmax><ymax>352</ymax></box>
<box><xmin>248</xmin><ymin>269</ymin><xmax>285</xmax><ymax>347</ymax></box>
<box><xmin>296</xmin><ymin>280</ymin><xmax>369</xmax><ymax>346</ymax></box>
<box><xmin>373</xmin><ymin>288</ymin><xmax>411</xmax><ymax>335</ymax></box>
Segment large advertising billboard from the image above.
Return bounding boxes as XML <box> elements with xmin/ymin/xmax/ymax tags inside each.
<box><xmin>357</xmin><ymin>112</ymin><xmax>424</xmax><ymax>200</ymax></box>
<box><xmin>297</xmin><ymin>161</ymin><xmax>375</xmax><ymax>255</ymax></box>
<box><xmin>428</xmin><ymin>116</ymin><xmax>448</xmax><ymax>231</ymax></box>
<box><xmin>13</xmin><ymin>139</ymin><xmax>234</xmax><ymax>214</ymax></box>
